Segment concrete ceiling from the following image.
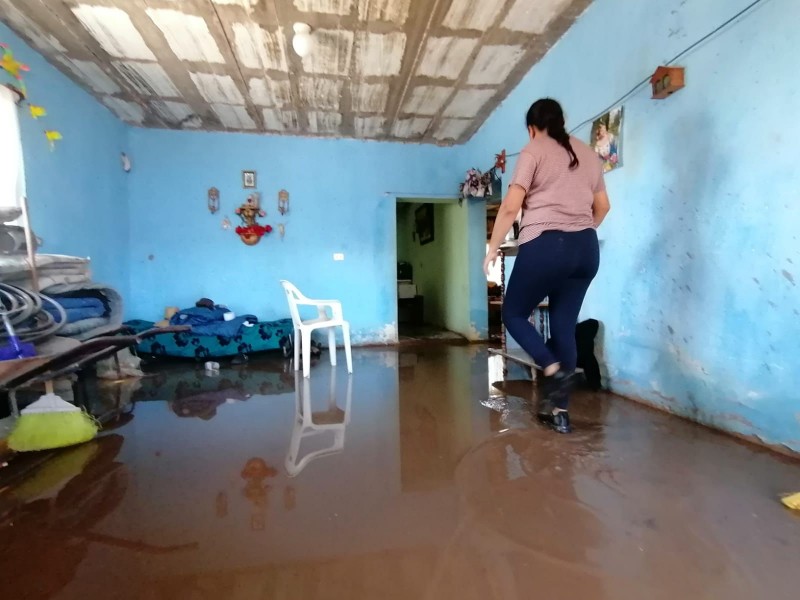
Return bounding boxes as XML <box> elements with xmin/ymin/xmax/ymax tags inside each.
<box><xmin>0</xmin><ymin>0</ymin><xmax>591</xmax><ymax>144</ymax></box>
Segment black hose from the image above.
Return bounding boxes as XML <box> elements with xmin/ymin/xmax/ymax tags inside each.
<box><xmin>0</xmin><ymin>282</ymin><xmax>66</xmax><ymax>342</ymax></box>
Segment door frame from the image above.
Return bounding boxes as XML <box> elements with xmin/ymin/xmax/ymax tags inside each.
<box><xmin>390</xmin><ymin>196</ymin><xmax>488</xmax><ymax>342</ymax></box>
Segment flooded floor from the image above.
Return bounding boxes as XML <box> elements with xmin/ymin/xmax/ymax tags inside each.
<box><xmin>1</xmin><ymin>345</ymin><xmax>799</xmax><ymax>599</ymax></box>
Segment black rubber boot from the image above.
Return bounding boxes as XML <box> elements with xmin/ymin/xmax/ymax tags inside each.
<box><xmin>536</xmin><ymin>369</ymin><xmax>574</xmax><ymax>433</ymax></box>
<box><xmin>542</xmin><ymin>369</ymin><xmax>574</xmax><ymax>409</ymax></box>
<box><xmin>538</xmin><ymin>410</ymin><xmax>572</xmax><ymax>434</ymax></box>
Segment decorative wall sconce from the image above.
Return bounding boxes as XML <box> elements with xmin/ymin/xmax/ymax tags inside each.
<box><xmin>278</xmin><ymin>189</ymin><xmax>289</xmax><ymax>215</ymax></box>
<box><xmin>208</xmin><ymin>187</ymin><xmax>220</xmax><ymax>214</ymax></box>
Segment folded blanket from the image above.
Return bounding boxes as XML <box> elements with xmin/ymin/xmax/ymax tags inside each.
<box><xmin>42</xmin><ymin>296</ymin><xmax>107</xmax><ymax>324</ymax></box>
<box><xmin>54</xmin><ymin>297</ymin><xmax>105</xmax><ymax>311</ymax></box>
<box><xmin>43</xmin><ymin>283</ymin><xmax>122</xmax><ymax>341</ymax></box>
<box><xmin>58</xmin><ymin>317</ymin><xmax>110</xmax><ymax>336</ymax></box>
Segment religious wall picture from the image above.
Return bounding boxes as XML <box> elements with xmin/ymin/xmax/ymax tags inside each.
<box><xmin>242</xmin><ymin>170</ymin><xmax>257</xmax><ymax>188</ymax></box>
<box><xmin>590</xmin><ymin>107</ymin><xmax>623</xmax><ymax>173</ymax></box>
<box><xmin>415</xmin><ymin>204</ymin><xmax>434</xmax><ymax>246</ymax></box>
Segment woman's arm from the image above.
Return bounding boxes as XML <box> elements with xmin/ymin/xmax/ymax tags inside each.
<box><xmin>592</xmin><ymin>190</ymin><xmax>611</xmax><ymax>227</ymax></box>
<box><xmin>483</xmin><ymin>185</ymin><xmax>526</xmax><ymax>275</ymax></box>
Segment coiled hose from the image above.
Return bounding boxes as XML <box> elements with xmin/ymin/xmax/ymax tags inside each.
<box><xmin>0</xmin><ymin>282</ymin><xmax>66</xmax><ymax>342</ymax></box>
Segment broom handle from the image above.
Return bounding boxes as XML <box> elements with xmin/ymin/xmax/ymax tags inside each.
<box><xmin>21</xmin><ymin>196</ymin><xmax>39</xmax><ymax>294</ymax></box>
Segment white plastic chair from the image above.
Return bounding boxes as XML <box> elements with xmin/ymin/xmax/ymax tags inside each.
<box><xmin>285</xmin><ymin>369</ymin><xmax>352</xmax><ymax>477</ymax></box>
<box><xmin>280</xmin><ymin>280</ymin><xmax>353</xmax><ymax>378</ymax></box>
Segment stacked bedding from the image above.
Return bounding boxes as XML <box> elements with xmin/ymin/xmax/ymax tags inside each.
<box><xmin>0</xmin><ymin>254</ymin><xmax>91</xmax><ymax>289</ymax></box>
<box><xmin>0</xmin><ymin>254</ymin><xmax>123</xmax><ymax>340</ymax></box>
<box><xmin>43</xmin><ymin>284</ymin><xmax>123</xmax><ymax>340</ymax></box>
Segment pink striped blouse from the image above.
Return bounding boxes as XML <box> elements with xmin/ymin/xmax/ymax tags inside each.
<box><xmin>509</xmin><ymin>135</ymin><xmax>606</xmax><ymax>245</ymax></box>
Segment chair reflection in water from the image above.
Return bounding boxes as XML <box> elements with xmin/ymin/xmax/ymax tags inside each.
<box><xmin>285</xmin><ymin>367</ymin><xmax>352</xmax><ymax>477</ymax></box>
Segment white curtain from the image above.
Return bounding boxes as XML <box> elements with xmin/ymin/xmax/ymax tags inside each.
<box><xmin>0</xmin><ymin>85</ymin><xmax>26</xmax><ymax>212</ymax></box>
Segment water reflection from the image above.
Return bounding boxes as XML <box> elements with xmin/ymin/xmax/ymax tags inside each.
<box><xmin>285</xmin><ymin>369</ymin><xmax>352</xmax><ymax>477</ymax></box>
<box><xmin>0</xmin><ymin>435</ymin><xmax>196</xmax><ymax>599</ymax></box>
<box><xmin>0</xmin><ymin>347</ymin><xmax>798</xmax><ymax>599</ymax></box>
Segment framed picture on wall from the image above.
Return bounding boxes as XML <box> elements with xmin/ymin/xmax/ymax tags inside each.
<box><xmin>415</xmin><ymin>204</ymin><xmax>434</xmax><ymax>246</ymax></box>
<box><xmin>590</xmin><ymin>106</ymin><xmax>623</xmax><ymax>173</ymax></box>
<box><xmin>242</xmin><ymin>170</ymin><xmax>257</xmax><ymax>188</ymax></box>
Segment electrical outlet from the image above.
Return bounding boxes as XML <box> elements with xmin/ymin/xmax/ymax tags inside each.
<box><xmin>333</xmin><ymin>253</ymin><xmax>345</xmax><ymax>261</ymax></box>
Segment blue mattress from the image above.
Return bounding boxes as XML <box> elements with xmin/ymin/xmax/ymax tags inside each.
<box><xmin>125</xmin><ymin>318</ymin><xmax>294</xmax><ymax>359</ymax></box>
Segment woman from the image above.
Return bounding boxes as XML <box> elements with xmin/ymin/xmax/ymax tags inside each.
<box><xmin>484</xmin><ymin>99</ymin><xmax>611</xmax><ymax>434</ymax></box>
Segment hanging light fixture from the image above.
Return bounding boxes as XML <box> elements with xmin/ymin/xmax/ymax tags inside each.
<box><xmin>292</xmin><ymin>23</ymin><xmax>312</xmax><ymax>57</ymax></box>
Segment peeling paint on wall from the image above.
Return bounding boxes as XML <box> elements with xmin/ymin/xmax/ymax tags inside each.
<box><xmin>355</xmin><ymin>116</ymin><xmax>386</xmax><ymax>137</ymax></box>
<box><xmin>351</xmin><ymin>82</ymin><xmax>389</xmax><ymax>113</ymax></box>
<box><xmin>307</xmin><ymin>110</ymin><xmax>342</xmax><ymax>133</ymax></box>
<box><xmin>392</xmin><ymin>117</ymin><xmax>431</xmax><ymax>138</ymax></box>
<box><xmin>416</xmin><ymin>37</ymin><xmax>478</xmax><ymax>80</ymax></box>
<box><xmin>443</xmin><ymin>0</ymin><xmax>506</xmax><ymax>31</ymax></box>
<box><xmin>248</xmin><ymin>77</ymin><xmax>292</xmax><ymax>106</ymax></box>
<box><xmin>403</xmin><ymin>86</ymin><xmax>452</xmax><ymax>116</ymax></box>
<box><xmin>3</xmin><ymin>0</ymin><xmax>588</xmax><ymax>143</ymax></box>
<box><xmin>294</xmin><ymin>0</ymin><xmax>352</xmax><ymax>15</ymax></box>
<box><xmin>56</xmin><ymin>57</ymin><xmax>120</xmax><ymax>94</ymax></box>
<box><xmin>502</xmin><ymin>0</ymin><xmax>572</xmax><ymax>34</ymax></box>
<box><xmin>0</xmin><ymin>0</ymin><xmax>67</xmax><ymax>53</ymax></box>
<box><xmin>211</xmin><ymin>103</ymin><xmax>256</xmax><ymax>129</ymax></box>
<box><xmin>190</xmin><ymin>72</ymin><xmax>245</xmax><ymax>104</ymax></box>
<box><xmin>301</xmin><ymin>29</ymin><xmax>354</xmax><ymax>75</ymax></box>
<box><xmin>232</xmin><ymin>23</ymin><xmax>288</xmax><ymax>71</ymax></box>
<box><xmin>213</xmin><ymin>0</ymin><xmax>260</xmax><ymax>6</ymax></box>
<box><xmin>103</xmin><ymin>96</ymin><xmax>145</xmax><ymax>124</ymax></box>
<box><xmin>72</xmin><ymin>4</ymin><xmax>156</xmax><ymax>60</ymax></box>
<box><xmin>357</xmin><ymin>0</ymin><xmax>411</xmax><ymax>24</ymax></box>
<box><xmin>299</xmin><ymin>76</ymin><xmax>343</xmax><ymax>110</ymax></box>
<box><xmin>146</xmin><ymin>9</ymin><xmax>226</xmax><ymax>64</ymax></box>
<box><xmin>444</xmin><ymin>88</ymin><xmax>495</xmax><ymax>118</ymax></box>
<box><xmin>468</xmin><ymin>45</ymin><xmax>526</xmax><ymax>85</ymax></box>
<box><xmin>356</xmin><ymin>32</ymin><xmax>406</xmax><ymax>77</ymax></box>
<box><xmin>150</xmin><ymin>99</ymin><xmax>195</xmax><ymax>125</ymax></box>
<box><xmin>262</xmin><ymin>108</ymin><xmax>299</xmax><ymax>130</ymax></box>
<box><xmin>113</xmin><ymin>61</ymin><xmax>181</xmax><ymax>98</ymax></box>
<box><xmin>434</xmin><ymin>118</ymin><xmax>471</xmax><ymax>141</ymax></box>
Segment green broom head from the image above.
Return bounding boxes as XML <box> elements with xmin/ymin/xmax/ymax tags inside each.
<box><xmin>7</xmin><ymin>393</ymin><xmax>99</xmax><ymax>452</ymax></box>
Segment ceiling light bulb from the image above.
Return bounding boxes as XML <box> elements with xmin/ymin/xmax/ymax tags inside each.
<box><xmin>292</xmin><ymin>23</ymin><xmax>312</xmax><ymax>57</ymax></box>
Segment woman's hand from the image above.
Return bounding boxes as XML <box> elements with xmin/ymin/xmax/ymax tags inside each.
<box><xmin>483</xmin><ymin>249</ymin><xmax>499</xmax><ymax>277</ymax></box>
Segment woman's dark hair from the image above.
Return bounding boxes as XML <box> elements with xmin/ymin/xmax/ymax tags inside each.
<box><xmin>526</xmin><ymin>98</ymin><xmax>579</xmax><ymax>169</ymax></box>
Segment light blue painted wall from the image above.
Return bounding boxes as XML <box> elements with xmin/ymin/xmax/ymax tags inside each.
<box><xmin>1</xmin><ymin>23</ymin><xmax>130</xmax><ymax>301</ymax></box>
<box><xmin>461</xmin><ymin>0</ymin><xmax>800</xmax><ymax>451</ymax></box>
<box><xmin>127</xmin><ymin>128</ymin><xmax>461</xmax><ymax>344</ymax></box>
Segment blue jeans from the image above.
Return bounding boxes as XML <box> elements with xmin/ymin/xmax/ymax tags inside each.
<box><xmin>503</xmin><ymin>229</ymin><xmax>600</xmax><ymax>377</ymax></box>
